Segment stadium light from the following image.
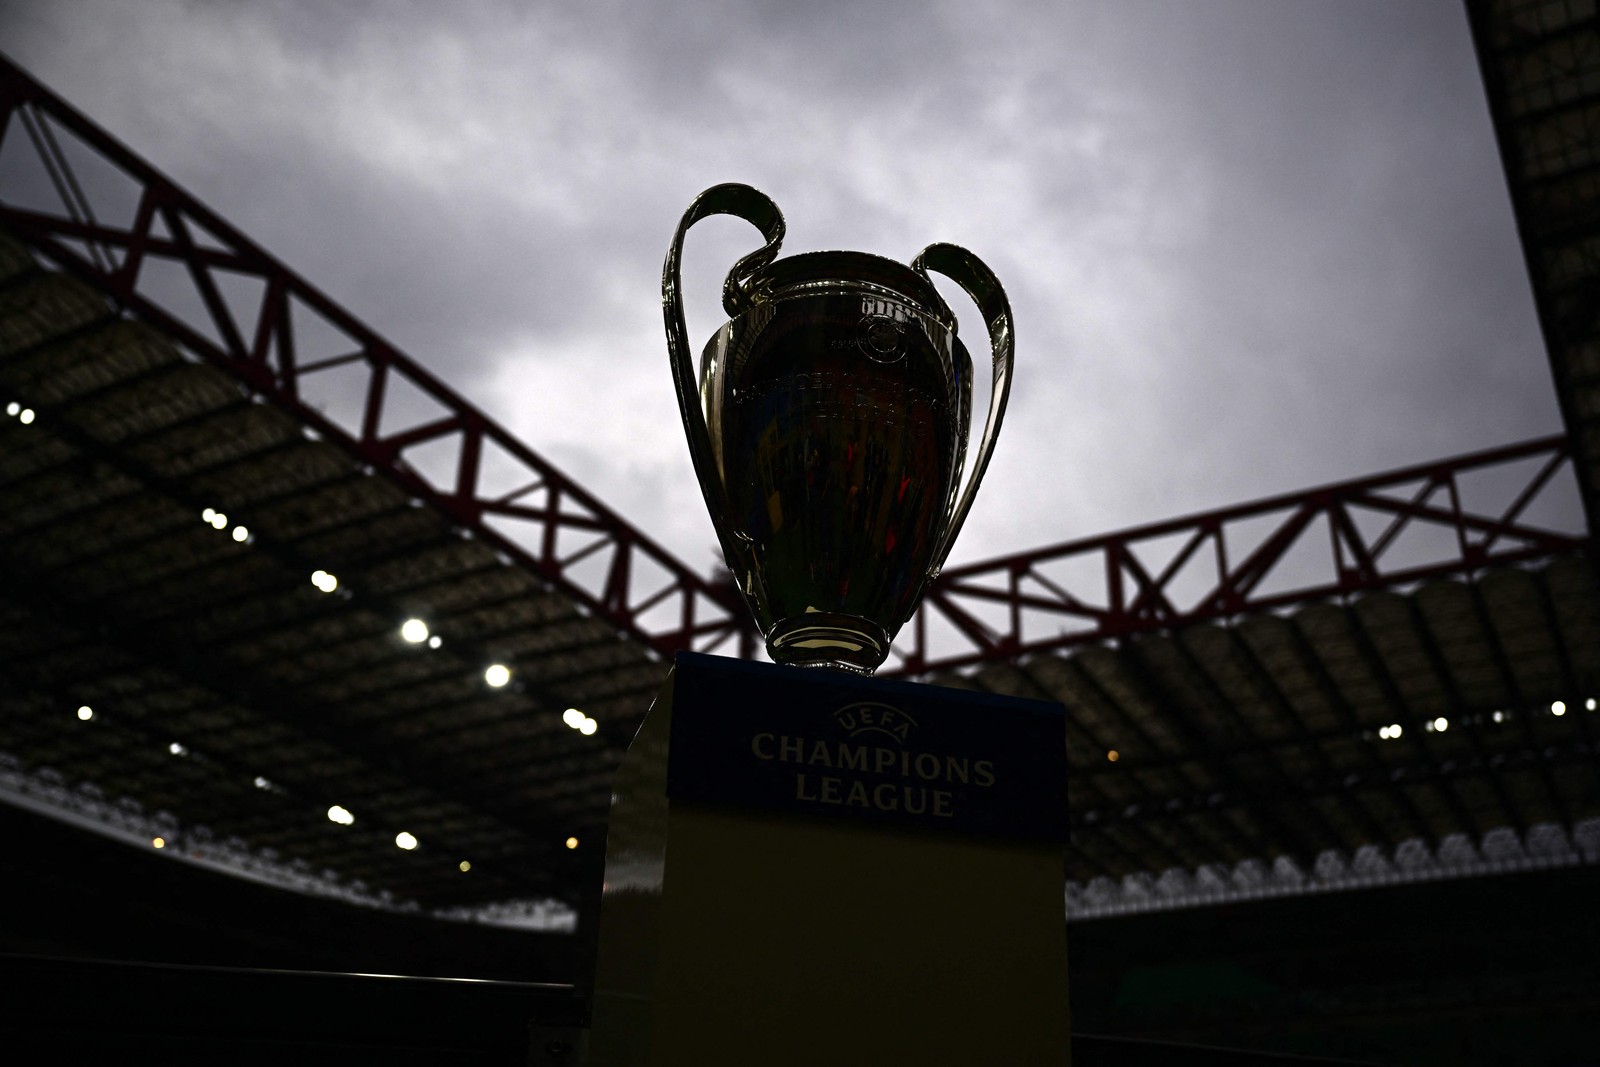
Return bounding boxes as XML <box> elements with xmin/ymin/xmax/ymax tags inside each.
<box><xmin>565</xmin><ymin>836</ymin><xmax>579</xmax><ymax>850</ymax></box>
<box><xmin>1551</xmin><ymin>700</ymin><xmax>1567</xmax><ymax>716</ymax></box>
<box><xmin>562</xmin><ymin>707</ymin><xmax>598</xmax><ymax>734</ymax></box>
<box><xmin>327</xmin><ymin>805</ymin><xmax>355</xmax><ymax>825</ymax></box>
<box><xmin>168</xmin><ymin>741</ymin><xmax>187</xmax><ymax>756</ymax></box>
<box><xmin>3</xmin><ymin>402</ymin><xmax>16</xmax><ymax>416</ymax></box>
<box><xmin>311</xmin><ymin>570</ymin><xmax>338</xmax><ymax>593</ymax></box>
<box><xmin>400</xmin><ymin>618</ymin><xmax>429</xmax><ymax>643</ymax></box>
<box><xmin>395</xmin><ymin>831</ymin><xmax>418</xmax><ymax>850</ymax></box>
<box><xmin>231</xmin><ymin>525</ymin><xmax>250</xmax><ymax>542</ymax></box>
<box><xmin>427</xmin><ymin>634</ymin><xmax>442</xmax><ymax>649</ymax></box>
<box><xmin>76</xmin><ymin>705</ymin><xmax>93</xmax><ymax>721</ymax></box>
<box><xmin>18</xmin><ymin>408</ymin><xmax>34</xmax><ymax>425</ymax></box>
<box><xmin>484</xmin><ymin>664</ymin><xmax>511</xmax><ymax>687</ymax></box>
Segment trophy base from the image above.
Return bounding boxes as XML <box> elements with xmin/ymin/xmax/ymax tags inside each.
<box><xmin>589</xmin><ymin>654</ymin><xmax>1072</xmax><ymax>1066</ymax></box>
<box><xmin>765</xmin><ymin>612</ymin><xmax>890</xmax><ymax>674</ymax></box>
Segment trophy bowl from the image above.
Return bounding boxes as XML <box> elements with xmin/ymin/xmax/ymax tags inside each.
<box><xmin>665</xmin><ymin>184</ymin><xmax>1013</xmax><ymax>674</ymax></box>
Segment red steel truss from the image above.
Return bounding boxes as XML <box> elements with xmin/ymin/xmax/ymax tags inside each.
<box><xmin>0</xmin><ymin>57</ymin><xmax>1587</xmax><ymax>681</ymax></box>
<box><xmin>889</xmin><ymin>434</ymin><xmax>1588</xmax><ymax>675</ymax></box>
<box><xmin>0</xmin><ymin>56</ymin><xmax>755</xmax><ymax>661</ymax></box>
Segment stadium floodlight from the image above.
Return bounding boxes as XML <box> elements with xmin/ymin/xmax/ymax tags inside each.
<box><xmin>484</xmin><ymin>664</ymin><xmax>511</xmax><ymax>688</ymax></box>
<box><xmin>395</xmin><ymin>831</ymin><xmax>418</xmax><ymax>850</ymax></box>
<box><xmin>1551</xmin><ymin>700</ymin><xmax>1567</xmax><ymax>716</ymax></box>
<box><xmin>579</xmin><ymin>717</ymin><xmax>598</xmax><ymax>736</ymax></box>
<box><xmin>4</xmin><ymin>402</ymin><xmax>16</xmax><ymax>416</ymax></box>
<box><xmin>327</xmin><ymin>805</ymin><xmax>355</xmax><ymax>825</ymax></box>
<box><xmin>18</xmin><ymin>408</ymin><xmax>34</xmax><ymax>425</ymax></box>
<box><xmin>76</xmin><ymin>705</ymin><xmax>93</xmax><ymax>721</ymax></box>
<box><xmin>400</xmin><ymin>618</ymin><xmax>429</xmax><ymax>643</ymax></box>
<box><xmin>562</xmin><ymin>708</ymin><xmax>585</xmax><ymax>729</ymax></box>
<box><xmin>311</xmin><ymin>570</ymin><xmax>338</xmax><ymax>593</ymax></box>
<box><xmin>231</xmin><ymin>525</ymin><xmax>250</xmax><ymax>542</ymax></box>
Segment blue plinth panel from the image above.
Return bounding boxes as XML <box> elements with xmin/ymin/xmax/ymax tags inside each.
<box><xmin>666</xmin><ymin>651</ymin><xmax>1068</xmax><ymax>844</ymax></box>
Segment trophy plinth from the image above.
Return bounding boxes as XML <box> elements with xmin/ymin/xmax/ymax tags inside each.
<box><xmin>589</xmin><ymin>655</ymin><xmax>1072</xmax><ymax>1066</ymax></box>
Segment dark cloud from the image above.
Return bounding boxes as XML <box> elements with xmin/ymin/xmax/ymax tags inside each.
<box><xmin>1</xmin><ymin>0</ymin><xmax>1564</xmax><ymax>573</ymax></box>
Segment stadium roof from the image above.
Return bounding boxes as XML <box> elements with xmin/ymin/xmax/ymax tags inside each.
<box><xmin>0</xmin><ymin>239</ymin><xmax>664</xmax><ymax>906</ymax></box>
<box><xmin>943</xmin><ymin>555</ymin><xmax>1599</xmax><ymax>913</ymax></box>
<box><xmin>1467</xmin><ymin>0</ymin><xmax>1600</xmax><ymax>533</ymax></box>
<box><xmin>1</xmin><ymin>1</ymin><xmax>1597</xmax><ymax>922</ymax></box>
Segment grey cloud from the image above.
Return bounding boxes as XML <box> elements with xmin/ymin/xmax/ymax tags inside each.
<box><xmin>1</xmin><ymin>0</ymin><xmax>1566</xmax><ymax>574</ymax></box>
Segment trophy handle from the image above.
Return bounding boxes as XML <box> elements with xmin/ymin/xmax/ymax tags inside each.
<box><xmin>662</xmin><ymin>183</ymin><xmax>787</xmax><ymax>574</ymax></box>
<box><xmin>912</xmin><ymin>242</ymin><xmax>1015</xmax><ymax>580</ymax></box>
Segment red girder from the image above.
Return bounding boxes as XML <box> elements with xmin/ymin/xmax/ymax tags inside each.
<box><xmin>0</xmin><ymin>57</ymin><xmax>754</xmax><ymax>661</ymax></box>
<box><xmin>887</xmin><ymin>435</ymin><xmax>1587</xmax><ymax>676</ymax></box>
<box><xmin>0</xmin><ymin>57</ymin><xmax>1585</xmax><ymax>683</ymax></box>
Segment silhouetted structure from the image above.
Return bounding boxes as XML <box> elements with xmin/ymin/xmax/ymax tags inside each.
<box><xmin>0</xmin><ymin>1</ymin><xmax>1596</xmax><ymax>1060</ymax></box>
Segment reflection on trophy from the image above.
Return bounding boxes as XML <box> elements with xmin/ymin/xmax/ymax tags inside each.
<box><xmin>664</xmin><ymin>183</ymin><xmax>1014</xmax><ymax>673</ymax></box>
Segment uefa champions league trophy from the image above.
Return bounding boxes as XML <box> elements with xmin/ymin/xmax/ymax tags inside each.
<box><xmin>587</xmin><ymin>184</ymin><xmax>1066</xmax><ymax>1067</ymax></box>
<box><xmin>664</xmin><ymin>183</ymin><xmax>1014</xmax><ymax>672</ymax></box>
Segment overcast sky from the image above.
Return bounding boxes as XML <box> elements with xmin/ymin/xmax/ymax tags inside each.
<box><xmin>0</xmin><ymin>0</ymin><xmax>1563</xmax><ymax>578</ymax></box>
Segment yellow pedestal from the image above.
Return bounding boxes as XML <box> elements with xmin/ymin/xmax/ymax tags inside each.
<box><xmin>591</xmin><ymin>656</ymin><xmax>1070</xmax><ymax>1066</ymax></box>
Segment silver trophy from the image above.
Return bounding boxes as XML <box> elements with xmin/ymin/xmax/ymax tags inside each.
<box><xmin>665</xmin><ymin>183</ymin><xmax>1013</xmax><ymax>673</ymax></box>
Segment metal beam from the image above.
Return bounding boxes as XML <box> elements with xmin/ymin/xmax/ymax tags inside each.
<box><xmin>0</xmin><ymin>56</ymin><xmax>753</xmax><ymax>664</ymax></box>
<box><xmin>895</xmin><ymin>435</ymin><xmax>1586</xmax><ymax>674</ymax></box>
